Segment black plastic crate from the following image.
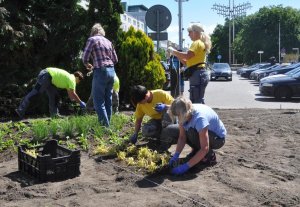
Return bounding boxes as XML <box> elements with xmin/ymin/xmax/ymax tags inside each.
<box><xmin>18</xmin><ymin>139</ymin><xmax>80</xmax><ymax>182</ymax></box>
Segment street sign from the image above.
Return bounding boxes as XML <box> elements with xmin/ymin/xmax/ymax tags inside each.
<box><xmin>217</xmin><ymin>55</ymin><xmax>222</xmax><ymax>60</ymax></box>
<box><xmin>257</xmin><ymin>51</ymin><xmax>264</xmax><ymax>54</ymax></box>
<box><xmin>145</xmin><ymin>5</ymin><xmax>172</xmax><ymax>32</ymax></box>
<box><xmin>148</xmin><ymin>32</ymin><xmax>168</xmax><ymax>41</ymax></box>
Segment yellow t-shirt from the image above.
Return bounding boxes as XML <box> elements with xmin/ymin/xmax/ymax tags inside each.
<box><xmin>46</xmin><ymin>67</ymin><xmax>76</xmax><ymax>90</ymax></box>
<box><xmin>135</xmin><ymin>89</ymin><xmax>174</xmax><ymax>120</ymax></box>
<box><xmin>186</xmin><ymin>39</ymin><xmax>206</xmax><ymax>68</ymax></box>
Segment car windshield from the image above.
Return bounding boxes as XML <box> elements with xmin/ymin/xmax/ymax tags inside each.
<box><xmin>286</xmin><ymin>66</ymin><xmax>300</xmax><ymax>75</ymax></box>
<box><xmin>290</xmin><ymin>68</ymin><xmax>300</xmax><ymax>78</ymax></box>
<box><xmin>213</xmin><ymin>63</ymin><xmax>230</xmax><ymax>71</ymax></box>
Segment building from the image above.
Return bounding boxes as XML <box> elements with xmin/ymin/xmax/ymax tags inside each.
<box><xmin>121</xmin><ymin>3</ymin><xmax>147</xmax><ymax>32</ymax></box>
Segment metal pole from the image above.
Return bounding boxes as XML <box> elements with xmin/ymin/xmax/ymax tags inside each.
<box><xmin>156</xmin><ymin>10</ymin><xmax>160</xmax><ymax>52</ymax></box>
<box><xmin>278</xmin><ymin>20</ymin><xmax>280</xmax><ymax>63</ymax></box>
<box><xmin>260</xmin><ymin>54</ymin><xmax>261</xmax><ymax>63</ymax></box>
<box><xmin>232</xmin><ymin>0</ymin><xmax>235</xmax><ymax>64</ymax></box>
<box><xmin>178</xmin><ymin>0</ymin><xmax>183</xmax><ymax>50</ymax></box>
<box><xmin>228</xmin><ymin>0</ymin><xmax>231</xmax><ymax>65</ymax></box>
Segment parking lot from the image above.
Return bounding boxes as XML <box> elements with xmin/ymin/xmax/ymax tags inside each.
<box><xmin>183</xmin><ymin>71</ymin><xmax>300</xmax><ymax>109</ymax></box>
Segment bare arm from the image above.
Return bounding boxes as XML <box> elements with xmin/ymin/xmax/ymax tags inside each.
<box><xmin>67</xmin><ymin>89</ymin><xmax>82</xmax><ymax>103</ymax></box>
<box><xmin>173</xmin><ymin>50</ymin><xmax>195</xmax><ymax>65</ymax></box>
<box><xmin>187</xmin><ymin>127</ymin><xmax>210</xmax><ymax>167</ymax></box>
<box><xmin>174</xmin><ymin>124</ymin><xmax>187</xmax><ymax>153</ymax></box>
<box><xmin>134</xmin><ymin>118</ymin><xmax>143</xmax><ymax>134</ymax></box>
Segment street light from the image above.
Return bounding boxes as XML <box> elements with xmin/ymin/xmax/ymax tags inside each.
<box><xmin>292</xmin><ymin>48</ymin><xmax>299</xmax><ymax>62</ymax></box>
<box><xmin>212</xmin><ymin>0</ymin><xmax>251</xmax><ymax>64</ymax></box>
<box><xmin>258</xmin><ymin>51</ymin><xmax>264</xmax><ymax>63</ymax></box>
<box><xmin>175</xmin><ymin>0</ymin><xmax>188</xmax><ymax>50</ymax></box>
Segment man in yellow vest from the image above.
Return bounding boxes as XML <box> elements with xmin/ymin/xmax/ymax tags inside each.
<box><xmin>16</xmin><ymin>67</ymin><xmax>86</xmax><ymax>119</ymax></box>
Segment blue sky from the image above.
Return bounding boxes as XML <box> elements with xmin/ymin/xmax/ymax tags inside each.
<box><xmin>124</xmin><ymin>0</ymin><xmax>300</xmax><ymax>47</ymax></box>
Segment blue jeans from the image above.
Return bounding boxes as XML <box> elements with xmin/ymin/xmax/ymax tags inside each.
<box><xmin>92</xmin><ymin>67</ymin><xmax>115</xmax><ymax>127</ymax></box>
<box><xmin>18</xmin><ymin>69</ymin><xmax>59</xmax><ymax>116</ymax></box>
<box><xmin>189</xmin><ymin>70</ymin><xmax>209</xmax><ymax>104</ymax></box>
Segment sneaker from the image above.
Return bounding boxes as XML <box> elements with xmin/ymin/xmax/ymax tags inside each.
<box><xmin>15</xmin><ymin>109</ymin><xmax>24</xmax><ymax>119</ymax></box>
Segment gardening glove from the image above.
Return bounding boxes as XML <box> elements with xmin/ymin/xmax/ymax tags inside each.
<box><xmin>169</xmin><ymin>152</ymin><xmax>180</xmax><ymax>167</ymax></box>
<box><xmin>168</xmin><ymin>46</ymin><xmax>176</xmax><ymax>55</ymax></box>
<box><xmin>171</xmin><ymin>163</ymin><xmax>190</xmax><ymax>175</ymax></box>
<box><xmin>154</xmin><ymin>103</ymin><xmax>166</xmax><ymax>112</ymax></box>
<box><xmin>80</xmin><ymin>101</ymin><xmax>86</xmax><ymax>108</ymax></box>
<box><xmin>129</xmin><ymin>133</ymin><xmax>138</xmax><ymax>144</ymax></box>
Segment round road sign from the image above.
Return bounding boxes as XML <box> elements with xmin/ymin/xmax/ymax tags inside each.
<box><xmin>145</xmin><ymin>5</ymin><xmax>172</xmax><ymax>31</ymax></box>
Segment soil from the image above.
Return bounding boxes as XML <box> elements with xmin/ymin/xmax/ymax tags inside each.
<box><xmin>0</xmin><ymin>109</ymin><xmax>299</xmax><ymax>207</ymax></box>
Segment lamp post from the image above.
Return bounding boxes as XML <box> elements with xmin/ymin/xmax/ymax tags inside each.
<box><xmin>258</xmin><ymin>51</ymin><xmax>264</xmax><ymax>63</ymax></box>
<box><xmin>175</xmin><ymin>0</ymin><xmax>188</xmax><ymax>50</ymax></box>
<box><xmin>292</xmin><ymin>48</ymin><xmax>299</xmax><ymax>62</ymax></box>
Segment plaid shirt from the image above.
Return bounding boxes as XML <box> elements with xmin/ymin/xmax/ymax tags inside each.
<box><xmin>82</xmin><ymin>35</ymin><xmax>118</xmax><ymax>68</ymax></box>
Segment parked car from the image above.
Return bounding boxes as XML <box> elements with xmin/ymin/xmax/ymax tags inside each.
<box><xmin>161</xmin><ymin>61</ymin><xmax>171</xmax><ymax>90</ymax></box>
<box><xmin>240</xmin><ymin>63</ymin><xmax>270</xmax><ymax>79</ymax></box>
<box><xmin>237</xmin><ymin>63</ymin><xmax>259</xmax><ymax>75</ymax></box>
<box><xmin>259</xmin><ymin>70</ymin><xmax>300</xmax><ymax>100</ymax></box>
<box><xmin>258</xmin><ymin>62</ymin><xmax>300</xmax><ymax>81</ymax></box>
<box><xmin>210</xmin><ymin>63</ymin><xmax>232</xmax><ymax>81</ymax></box>
<box><xmin>249</xmin><ymin>64</ymin><xmax>279</xmax><ymax>80</ymax></box>
<box><xmin>260</xmin><ymin>65</ymin><xmax>300</xmax><ymax>83</ymax></box>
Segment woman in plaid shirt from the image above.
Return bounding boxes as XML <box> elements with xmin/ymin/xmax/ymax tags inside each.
<box><xmin>82</xmin><ymin>23</ymin><xmax>118</xmax><ymax>127</ymax></box>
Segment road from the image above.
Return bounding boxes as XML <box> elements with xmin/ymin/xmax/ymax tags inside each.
<box><xmin>182</xmin><ymin>72</ymin><xmax>300</xmax><ymax>109</ymax></box>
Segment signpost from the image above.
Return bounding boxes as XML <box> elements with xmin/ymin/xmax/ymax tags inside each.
<box><xmin>217</xmin><ymin>54</ymin><xmax>222</xmax><ymax>63</ymax></box>
<box><xmin>145</xmin><ymin>5</ymin><xmax>172</xmax><ymax>51</ymax></box>
<box><xmin>258</xmin><ymin>51</ymin><xmax>264</xmax><ymax>63</ymax></box>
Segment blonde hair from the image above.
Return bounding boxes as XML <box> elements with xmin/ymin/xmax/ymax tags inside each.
<box><xmin>169</xmin><ymin>96</ymin><xmax>193</xmax><ymax>124</ymax></box>
<box><xmin>90</xmin><ymin>23</ymin><xmax>105</xmax><ymax>37</ymax></box>
<box><xmin>187</xmin><ymin>22</ymin><xmax>212</xmax><ymax>54</ymax></box>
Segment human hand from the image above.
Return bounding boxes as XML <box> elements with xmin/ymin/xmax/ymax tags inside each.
<box><xmin>86</xmin><ymin>63</ymin><xmax>94</xmax><ymax>71</ymax></box>
<box><xmin>171</xmin><ymin>163</ymin><xmax>190</xmax><ymax>175</ymax></box>
<box><xmin>169</xmin><ymin>152</ymin><xmax>180</xmax><ymax>167</ymax></box>
<box><xmin>154</xmin><ymin>103</ymin><xmax>166</xmax><ymax>112</ymax></box>
<box><xmin>129</xmin><ymin>133</ymin><xmax>138</xmax><ymax>144</ymax></box>
<box><xmin>167</xmin><ymin>46</ymin><xmax>176</xmax><ymax>55</ymax></box>
<box><xmin>80</xmin><ymin>101</ymin><xmax>86</xmax><ymax>108</ymax></box>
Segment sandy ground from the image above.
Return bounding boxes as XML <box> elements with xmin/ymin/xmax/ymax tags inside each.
<box><xmin>0</xmin><ymin>109</ymin><xmax>299</xmax><ymax>207</ymax></box>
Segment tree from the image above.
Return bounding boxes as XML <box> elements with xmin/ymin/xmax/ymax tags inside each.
<box><xmin>0</xmin><ymin>0</ymin><xmax>124</xmax><ymax>116</ymax></box>
<box><xmin>116</xmin><ymin>27</ymin><xmax>166</xmax><ymax>104</ymax></box>
<box><xmin>234</xmin><ymin>6</ymin><xmax>300</xmax><ymax>64</ymax></box>
<box><xmin>210</xmin><ymin>5</ymin><xmax>300</xmax><ymax>64</ymax></box>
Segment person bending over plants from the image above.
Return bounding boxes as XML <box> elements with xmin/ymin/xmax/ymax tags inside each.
<box><xmin>16</xmin><ymin>67</ymin><xmax>86</xmax><ymax>119</ymax></box>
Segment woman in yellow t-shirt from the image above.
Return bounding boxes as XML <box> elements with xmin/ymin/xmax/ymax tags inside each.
<box><xmin>168</xmin><ymin>23</ymin><xmax>212</xmax><ymax>104</ymax></box>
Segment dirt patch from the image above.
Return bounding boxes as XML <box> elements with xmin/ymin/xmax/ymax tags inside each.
<box><xmin>0</xmin><ymin>109</ymin><xmax>299</xmax><ymax>207</ymax></box>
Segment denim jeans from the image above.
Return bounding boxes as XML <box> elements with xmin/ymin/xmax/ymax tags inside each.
<box><xmin>18</xmin><ymin>69</ymin><xmax>59</xmax><ymax>116</ymax></box>
<box><xmin>92</xmin><ymin>67</ymin><xmax>115</xmax><ymax>127</ymax></box>
<box><xmin>189</xmin><ymin>70</ymin><xmax>209</xmax><ymax>104</ymax></box>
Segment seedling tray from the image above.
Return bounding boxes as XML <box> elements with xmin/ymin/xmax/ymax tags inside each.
<box><xmin>18</xmin><ymin>139</ymin><xmax>80</xmax><ymax>182</ymax></box>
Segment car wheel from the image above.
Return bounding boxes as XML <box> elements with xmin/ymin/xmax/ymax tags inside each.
<box><xmin>274</xmin><ymin>86</ymin><xmax>292</xmax><ymax>100</ymax></box>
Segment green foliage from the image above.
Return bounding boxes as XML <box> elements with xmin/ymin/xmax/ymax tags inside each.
<box><xmin>157</xmin><ymin>48</ymin><xmax>167</xmax><ymax>61</ymax></box>
<box><xmin>0</xmin><ymin>0</ymin><xmax>123</xmax><ymax>116</ymax></box>
<box><xmin>210</xmin><ymin>5</ymin><xmax>300</xmax><ymax>64</ymax></box>
<box><xmin>31</xmin><ymin>120</ymin><xmax>49</xmax><ymax>142</ymax></box>
<box><xmin>116</xmin><ymin>27</ymin><xmax>166</xmax><ymax>103</ymax></box>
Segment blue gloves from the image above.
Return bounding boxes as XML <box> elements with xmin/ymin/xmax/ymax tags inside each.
<box><xmin>129</xmin><ymin>133</ymin><xmax>138</xmax><ymax>144</ymax></box>
<box><xmin>155</xmin><ymin>103</ymin><xmax>166</xmax><ymax>112</ymax></box>
<box><xmin>169</xmin><ymin>152</ymin><xmax>180</xmax><ymax>167</ymax></box>
<box><xmin>171</xmin><ymin>163</ymin><xmax>190</xmax><ymax>175</ymax></box>
<box><xmin>80</xmin><ymin>101</ymin><xmax>86</xmax><ymax>108</ymax></box>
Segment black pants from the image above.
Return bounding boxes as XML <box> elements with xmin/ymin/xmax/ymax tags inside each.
<box><xmin>186</xmin><ymin>128</ymin><xmax>225</xmax><ymax>157</ymax></box>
